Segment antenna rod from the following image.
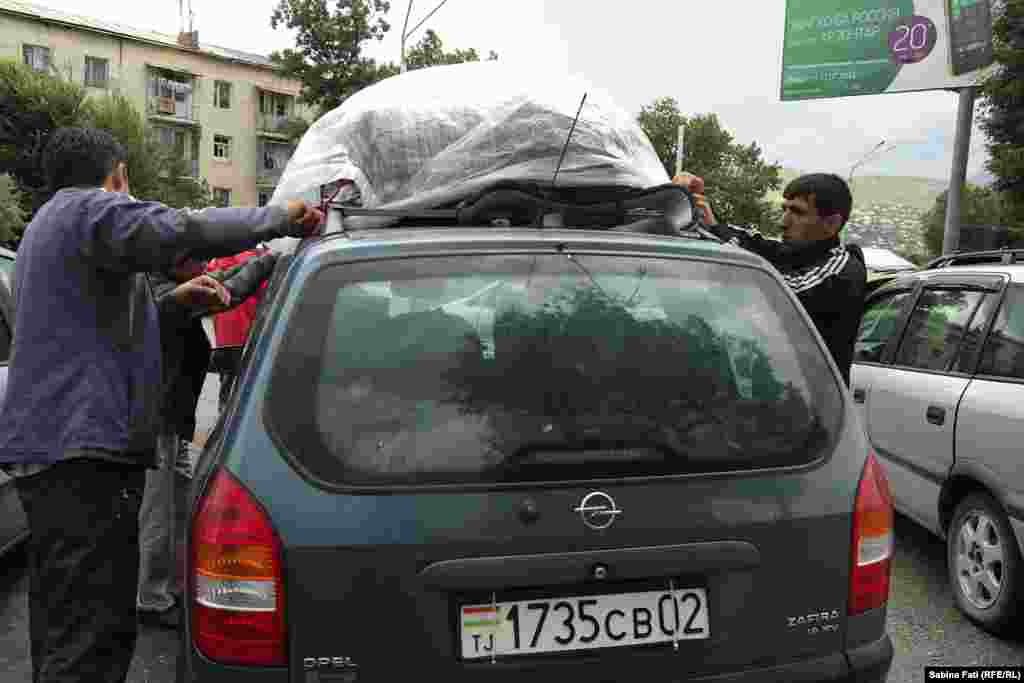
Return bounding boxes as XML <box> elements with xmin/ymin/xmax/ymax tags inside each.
<box><xmin>551</xmin><ymin>92</ymin><xmax>587</xmax><ymax>188</ymax></box>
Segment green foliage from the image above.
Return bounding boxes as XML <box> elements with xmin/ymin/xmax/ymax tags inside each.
<box><xmin>0</xmin><ymin>174</ymin><xmax>27</xmax><ymax>245</ymax></box>
<box><xmin>270</xmin><ymin>0</ymin><xmax>395</xmax><ymax>113</ymax></box>
<box><xmin>402</xmin><ymin>29</ymin><xmax>498</xmax><ymax>71</ymax></box>
<box><xmin>637</xmin><ymin>98</ymin><xmax>783</xmax><ymax>232</ymax></box>
<box><xmin>86</xmin><ymin>93</ymin><xmax>213</xmax><ymax>209</ymax></box>
<box><xmin>636</xmin><ymin>96</ymin><xmax>685</xmax><ymax>175</ymax></box>
<box><xmin>0</xmin><ymin>58</ymin><xmax>91</xmax><ymax>213</ymax></box>
<box><xmin>270</xmin><ymin>1</ymin><xmax>496</xmax><ymax>114</ymax></box>
<box><xmin>0</xmin><ymin>60</ymin><xmax>216</xmax><ymax>247</ymax></box>
<box><xmin>919</xmin><ymin>184</ymin><xmax>1023</xmax><ymax>256</ymax></box>
<box><xmin>980</xmin><ymin>0</ymin><xmax>1024</xmax><ymax>221</ymax></box>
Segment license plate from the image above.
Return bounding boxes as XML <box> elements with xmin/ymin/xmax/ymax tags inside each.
<box><xmin>460</xmin><ymin>588</ymin><xmax>709</xmax><ymax>659</ymax></box>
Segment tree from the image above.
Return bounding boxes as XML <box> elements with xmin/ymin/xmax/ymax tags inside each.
<box><xmin>0</xmin><ymin>61</ymin><xmax>215</xmax><ymax>247</ymax></box>
<box><xmin>0</xmin><ymin>173</ymin><xmax>27</xmax><ymax>245</ymax></box>
<box><xmin>637</xmin><ymin>97</ymin><xmax>686</xmax><ymax>176</ymax></box>
<box><xmin>270</xmin><ymin>0</ymin><xmax>394</xmax><ymax>114</ymax></box>
<box><xmin>399</xmin><ymin>29</ymin><xmax>498</xmax><ymax>72</ymax></box>
<box><xmin>637</xmin><ymin>98</ymin><xmax>783</xmax><ymax>232</ymax></box>
<box><xmin>980</xmin><ymin>0</ymin><xmax>1024</xmax><ymax>222</ymax></box>
<box><xmin>0</xmin><ymin>59</ymin><xmax>91</xmax><ymax>214</ymax></box>
<box><xmin>86</xmin><ymin>94</ymin><xmax>213</xmax><ymax>210</ymax></box>
<box><xmin>919</xmin><ymin>184</ymin><xmax>1024</xmax><ymax>256</ymax></box>
<box><xmin>270</xmin><ymin>1</ymin><xmax>498</xmax><ymax>113</ymax></box>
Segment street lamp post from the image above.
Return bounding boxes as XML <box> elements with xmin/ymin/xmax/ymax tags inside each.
<box><xmin>849</xmin><ymin>140</ymin><xmax>887</xmax><ymax>184</ymax></box>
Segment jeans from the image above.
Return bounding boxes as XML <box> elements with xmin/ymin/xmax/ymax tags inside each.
<box><xmin>15</xmin><ymin>458</ymin><xmax>145</xmax><ymax>683</ymax></box>
<box><xmin>137</xmin><ymin>433</ymin><xmax>192</xmax><ymax>613</ymax></box>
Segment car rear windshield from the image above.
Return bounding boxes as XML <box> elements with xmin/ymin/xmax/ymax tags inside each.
<box><xmin>267</xmin><ymin>253</ymin><xmax>843</xmax><ymax>486</ymax></box>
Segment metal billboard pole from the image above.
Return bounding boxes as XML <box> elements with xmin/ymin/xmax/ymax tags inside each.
<box><xmin>675</xmin><ymin>123</ymin><xmax>686</xmax><ymax>177</ymax></box>
<box><xmin>942</xmin><ymin>86</ymin><xmax>977</xmax><ymax>255</ymax></box>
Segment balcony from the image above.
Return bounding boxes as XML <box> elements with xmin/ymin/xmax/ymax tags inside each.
<box><xmin>257</xmin><ymin>112</ymin><xmax>296</xmax><ymax>139</ymax></box>
<box><xmin>147</xmin><ymin>97</ymin><xmax>199</xmax><ymax>125</ymax></box>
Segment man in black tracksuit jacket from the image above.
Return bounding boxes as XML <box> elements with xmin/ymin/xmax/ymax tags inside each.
<box><xmin>675</xmin><ymin>172</ymin><xmax>867</xmax><ymax>386</ymax></box>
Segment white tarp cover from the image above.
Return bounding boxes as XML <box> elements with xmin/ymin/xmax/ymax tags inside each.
<box><xmin>269</xmin><ymin>61</ymin><xmax>669</xmax><ymax>241</ymax></box>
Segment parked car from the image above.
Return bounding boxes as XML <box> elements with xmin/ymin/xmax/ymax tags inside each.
<box><xmin>181</xmin><ymin>219</ymin><xmax>894</xmax><ymax>682</ymax></box>
<box><xmin>860</xmin><ymin>248</ymin><xmax>916</xmax><ymax>276</ymax></box>
<box><xmin>0</xmin><ymin>248</ymin><xmax>27</xmax><ymax>558</ymax></box>
<box><xmin>852</xmin><ymin>248</ymin><xmax>1024</xmax><ymax>635</ymax></box>
<box><xmin>180</xmin><ymin>62</ymin><xmax>893</xmax><ymax>682</ymax></box>
<box><xmin>861</xmin><ymin>247</ymin><xmax>918</xmax><ymax>296</ymax></box>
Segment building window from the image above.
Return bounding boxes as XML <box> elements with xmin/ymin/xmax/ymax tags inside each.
<box><xmin>23</xmin><ymin>45</ymin><xmax>51</xmax><ymax>73</ymax></box>
<box><xmin>84</xmin><ymin>56</ymin><xmax>109</xmax><ymax>88</ymax></box>
<box><xmin>213</xmin><ymin>135</ymin><xmax>232</xmax><ymax>160</ymax></box>
<box><xmin>213</xmin><ymin>188</ymin><xmax>232</xmax><ymax>207</ymax></box>
<box><xmin>262</xmin><ymin>142</ymin><xmax>292</xmax><ymax>171</ymax></box>
<box><xmin>214</xmin><ymin>80</ymin><xmax>232</xmax><ymax>109</ymax></box>
<box><xmin>258</xmin><ymin>191</ymin><xmax>272</xmax><ymax>207</ymax></box>
<box><xmin>259</xmin><ymin>91</ymin><xmax>293</xmax><ymax>118</ymax></box>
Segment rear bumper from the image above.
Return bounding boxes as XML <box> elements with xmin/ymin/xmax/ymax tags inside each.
<box><xmin>690</xmin><ymin>634</ymin><xmax>892</xmax><ymax>682</ymax></box>
<box><xmin>181</xmin><ymin>635</ymin><xmax>894</xmax><ymax>682</ymax></box>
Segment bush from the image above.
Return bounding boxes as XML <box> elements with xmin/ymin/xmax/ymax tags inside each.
<box><xmin>0</xmin><ymin>60</ymin><xmax>215</xmax><ymax>248</ymax></box>
<box><xmin>0</xmin><ymin>173</ymin><xmax>27</xmax><ymax>245</ymax></box>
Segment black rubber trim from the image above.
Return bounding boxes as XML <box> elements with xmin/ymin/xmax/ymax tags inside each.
<box><xmin>846</xmin><ymin>634</ymin><xmax>894</xmax><ymax>683</ymax></box>
<box><xmin>418</xmin><ymin>541</ymin><xmax>760</xmax><ymax>591</ymax></box>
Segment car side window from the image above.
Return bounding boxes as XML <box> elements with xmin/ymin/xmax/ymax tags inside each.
<box><xmin>977</xmin><ymin>285</ymin><xmax>1024</xmax><ymax>380</ymax></box>
<box><xmin>951</xmin><ymin>293</ymin><xmax>1001</xmax><ymax>374</ymax></box>
<box><xmin>894</xmin><ymin>288</ymin><xmax>987</xmax><ymax>372</ymax></box>
<box><xmin>854</xmin><ymin>290</ymin><xmax>913</xmax><ymax>364</ymax></box>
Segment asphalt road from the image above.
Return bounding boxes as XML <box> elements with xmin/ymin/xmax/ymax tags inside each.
<box><xmin>0</xmin><ymin>376</ymin><xmax>1022</xmax><ymax>681</ymax></box>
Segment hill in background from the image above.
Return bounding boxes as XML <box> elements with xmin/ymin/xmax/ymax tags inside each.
<box><xmin>769</xmin><ymin>168</ymin><xmax>946</xmax><ymax>212</ymax></box>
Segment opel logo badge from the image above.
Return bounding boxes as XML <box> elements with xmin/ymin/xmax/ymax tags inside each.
<box><xmin>574</xmin><ymin>491</ymin><xmax>622</xmax><ymax>530</ymax></box>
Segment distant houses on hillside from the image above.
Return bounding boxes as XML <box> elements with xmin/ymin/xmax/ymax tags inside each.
<box><xmin>843</xmin><ymin>203</ymin><xmax>928</xmax><ymax>256</ymax></box>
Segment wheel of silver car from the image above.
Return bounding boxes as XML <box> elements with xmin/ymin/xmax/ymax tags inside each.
<box><xmin>947</xmin><ymin>493</ymin><xmax>1023</xmax><ymax>634</ymax></box>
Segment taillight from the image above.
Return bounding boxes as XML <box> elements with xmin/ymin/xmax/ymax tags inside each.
<box><xmin>849</xmin><ymin>452</ymin><xmax>894</xmax><ymax>615</ymax></box>
<box><xmin>191</xmin><ymin>469</ymin><xmax>285</xmax><ymax>666</ymax></box>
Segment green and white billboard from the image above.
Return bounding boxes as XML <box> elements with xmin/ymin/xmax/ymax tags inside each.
<box><xmin>781</xmin><ymin>0</ymin><xmax>995</xmax><ymax>101</ymax></box>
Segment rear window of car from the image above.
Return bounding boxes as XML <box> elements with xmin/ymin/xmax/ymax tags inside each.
<box><xmin>267</xmin><ymin>253</ymin><xmax>844</xmax><ymax>486</ymax></box>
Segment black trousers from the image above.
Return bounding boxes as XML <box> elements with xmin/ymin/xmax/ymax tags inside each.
<box><xmin>15</xmin><ymin>458</ymin><xmax>146</xmax><ymax>683</ymax></box>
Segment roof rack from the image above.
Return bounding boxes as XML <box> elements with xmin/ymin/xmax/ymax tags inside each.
<box><xmin>323</xmin><ymin>203</ymin><xmax>723</xmax><ymax>242</ymax></box>
<box><xmin>924</xmin><ymin>248</ymin><xmax>1024</xmax><ymax>270</ymax></box>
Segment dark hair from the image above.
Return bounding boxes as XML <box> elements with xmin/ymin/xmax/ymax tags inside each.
<box><xmin>42</xmin><ymin>127</ymin><xmax>127</xmax><ymax>192</ymax></box>
<box><xmin>783</xmin><ymin>173</ymin><xmax>853</xmax><ymax>227</ymax></box>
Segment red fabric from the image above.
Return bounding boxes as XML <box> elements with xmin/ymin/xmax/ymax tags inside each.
<box><xmin>206</xmin><ymin>249</ymin><xmax>268</xmax><ymax>348</ymax></box>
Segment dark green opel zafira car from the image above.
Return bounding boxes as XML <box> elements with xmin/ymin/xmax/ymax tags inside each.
<box><xmin>180</xmin><ymin>186</ymin><xmax>894</xmax><ymax>682</ymax></box>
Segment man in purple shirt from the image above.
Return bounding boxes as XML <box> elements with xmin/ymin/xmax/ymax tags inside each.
<box><xmin>0</xmin><ymin>127</ymin><xmax>322</xmax><ymax>683</ymax></box>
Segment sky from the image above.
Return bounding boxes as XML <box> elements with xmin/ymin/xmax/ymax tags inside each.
<box><xmin>31</xmin><ymin>0</ymin><xmax>993</xmax><ymax>182</ymax></box>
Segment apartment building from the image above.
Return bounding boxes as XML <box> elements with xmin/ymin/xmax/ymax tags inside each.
<box><xmin>0</xmin><ymin>0</ymin><xmax>312</xmax><ymax>207</ymax></box>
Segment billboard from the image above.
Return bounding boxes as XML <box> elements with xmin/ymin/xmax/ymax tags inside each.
<box><xmin>781</xmin><ymin>0</ymin><xmax>995</xmax><ymax>101</ymax></box>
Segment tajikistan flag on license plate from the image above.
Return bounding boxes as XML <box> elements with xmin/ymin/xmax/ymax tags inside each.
<box><xmin>462</xmin><ymin>606</ymin><xmax>500</xmax><ymax>629</ymax></box>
